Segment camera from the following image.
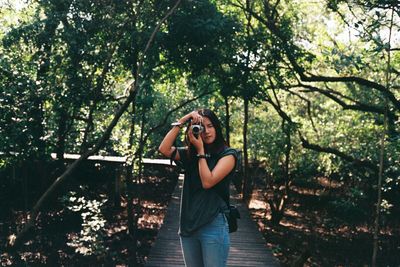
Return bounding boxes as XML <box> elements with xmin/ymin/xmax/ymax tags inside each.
<box><xmin>191</xmin><ymin>124</ymin><xmax>204</xmax><ymax>138</ymax></box>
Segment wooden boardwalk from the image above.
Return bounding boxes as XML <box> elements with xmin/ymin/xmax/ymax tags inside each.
<box><xmin>145</xmin><ymin>175</ymin><xmax>280</xmax><ymax>267</ymax></box>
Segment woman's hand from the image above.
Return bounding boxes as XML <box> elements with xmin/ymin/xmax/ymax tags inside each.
<box><xmin>179</xmin><ymin>110</ymin><xmax>204</xmax><ymax>153</ymax></box>
<box><xmin>188</xmin><ymin>127</ymin><xmax>204</xmax><ymax>154</ymax></box>
<box><xmin>178</xmin><ymin>111</ymin><xmax>202</xmax><ymax>125</ymax></box>
<box><xmin>183</xmin><ymin>111</ymin><xmax>203</xmax><ymax>124</ymax></box>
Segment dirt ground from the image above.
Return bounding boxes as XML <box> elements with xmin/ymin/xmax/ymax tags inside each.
<box><xmin>247</xmin><ymin>184</ymin><xmax>400</xmax><ymax>267</ymax></box>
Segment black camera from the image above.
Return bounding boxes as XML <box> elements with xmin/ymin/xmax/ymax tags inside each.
<box><xmin>191</xmin><ymin>124</ymin><xmax>204</xmax><ymax>138</ymax></box>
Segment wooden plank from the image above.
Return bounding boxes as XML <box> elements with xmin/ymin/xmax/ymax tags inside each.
<box><xmin>49</xmin><ymin>155</ymin><xmax>173</xmax><ymax>165</ymax></box>
<box><xmin>142</xmin><ymin>158</ymin><xmax>175</xmax><ymax>166</ymax></box>
<box><xmin>50</xmin><ymin>153</ymin><xmax>127</xmax><ymax>163</ymax></box>
<box><xmin>145</xmin><ymin>175</ymin><xmax>281</xmax><ymax>267</ymax></box>
<box><xmin>145</xmin><ymin>175</ymin><xmax>184</xmax><ymax>267</ymax></box>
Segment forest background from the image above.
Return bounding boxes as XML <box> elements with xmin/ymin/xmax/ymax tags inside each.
<box><xmin>0</xmin><ymin>0</ymin><xmax>399</xmax><ymax>266</ymax></box>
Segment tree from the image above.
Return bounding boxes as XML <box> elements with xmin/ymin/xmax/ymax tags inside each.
<box><xmin>6</xmin><ymin>0</ymin><xmax>183</xmax><ymax>249</ymax></box>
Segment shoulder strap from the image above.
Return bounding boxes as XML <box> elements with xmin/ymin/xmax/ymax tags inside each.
<box><xmin>170</xmin><ymin>147</ymin><xmax>177</xmax><ymax>166</ymax></box>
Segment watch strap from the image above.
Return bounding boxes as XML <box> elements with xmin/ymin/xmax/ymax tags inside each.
<box><xmin>196</xmin><ymin>154</ymin><xmax>210</xmax><ymax>159</ymax></box>
<box><xmin>171</xmin><ymin>121</ymin><xmax>183</xmax><ymax>128</ymax></box>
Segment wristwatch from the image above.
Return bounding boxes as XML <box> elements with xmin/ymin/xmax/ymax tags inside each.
<box><xmin>196</xmin><ymin>154</ymin><xmax>210</xmax><ymax>159</ymax></box>
<box><xmin>171</xmin><ymin>121</ymin><xmax>183</xmax><ymax>128</ymax></box>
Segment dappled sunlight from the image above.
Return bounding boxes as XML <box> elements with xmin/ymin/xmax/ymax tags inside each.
<box><xmin>142</xmin><ymin>175</ymin><xmax>163</xmax><ymax>183</ymax></box>
<box><xmin>0</xmin><ymin>253</ymin><xmax>13</xmax><ymax>266</ymax></box>
<box><xmin>317</xmin><ymin>177</ymin><xmax>343</xmax><ymax>188</ymax></box>
<box><xmin>141</xmin><ymin>200</ymin><xmax>166</xmax><ymax>210</ymax></box>
<box><xmin>62</xmin><ymin>188</ymin><xmax>108</xmax><ymax>256</ymax></box>
<box><xmin>7</xmin><ymin>234</ymin><xmax>16</xmax><ymax>246</ymax></box>
<box><xmin>284</xmin><ymin>209</ymin><xmax>301</xmax><ymax>218</ymax></box>
<box><xmin>291</xmin><ymin>186</ymin><xmax>323</xmax><ymax>196</ymax></box>
<box><xmin>249</xmin><ymin>189</ymin><xmax>269</xmax><ymax>210</ymax></box>
<box><xmin>138</xmin><ymin>214</ymin><xmax>165</xmax><ymax>230</ymax></box>
<box><xmin>252</xmin><ymin>209</ymin><xmax>271</xmax><ymax>220</ymax></box>
<box><xmin>256</xmin><ymin>218</ymin><xmax>268</xmax><ymax>230</ymax></box>
<box><xmin>279</xmin><ymin>220</ymin><xmax>311</xmax><ymax>232</ymax></box>
<box><xmin>10</xmin><ymin>210</ymin><xmax>30</xmax><ymax>228</ymax></box>
<box><xmin>104</xmin><ymin>223</ymin><xmax>127</xmax><ymax>237</ymax></box>
<box><xmin>249</xmin><ymin>198</ymin><xmax>267</xmax><ymax>210</ymax></box>
<box><xmin>20</xmin><ymin>252</ymin><xmax>47</xmax><ymax>264</ymax></box>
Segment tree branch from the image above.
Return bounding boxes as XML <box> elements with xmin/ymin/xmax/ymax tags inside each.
<box><xmin>285</xmin><ymin>88</ymin><xmax>318</xmax><ymax>133</ymax></box>
<box><xmin>298</xmin><ymin>133</ymin><xmax>378</xmax><ymax>173</ymax></box>
<box><xmin>293</xmin><ymin>83</ymin><xmax>398</xmax><ymax>122</ymax></box>
<box><xmin>262</xmin><ymin>77</ymin><xmax>380</xmax><ymax>175</ymax></box>
<box><xmin>233</xmin><ymin>2</ymin><xmax>400</xmax><ymax>110</ymax></box>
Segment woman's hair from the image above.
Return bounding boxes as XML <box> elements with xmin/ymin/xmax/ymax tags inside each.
<box><xmin>184</xmin><ymin>108</ymin><xmax>227</xmax><ymax>160</ymax></box>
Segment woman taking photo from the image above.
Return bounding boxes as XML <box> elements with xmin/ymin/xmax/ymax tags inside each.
<box><xmin>158</xmin><ymin>108</ymin><xmax>237</xmax><ymax>267</ymax></box>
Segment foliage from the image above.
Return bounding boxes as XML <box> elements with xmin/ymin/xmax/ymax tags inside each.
<box><xmin>60</xmin><ymin>186</ymin><xmax>108</xmax><ymax>256</ymax></box>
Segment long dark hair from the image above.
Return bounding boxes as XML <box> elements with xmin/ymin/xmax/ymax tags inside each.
<box><xmin>185</xmin><ymin>108</ymin><xmax>227</xmax><ymax>160</ymax></box>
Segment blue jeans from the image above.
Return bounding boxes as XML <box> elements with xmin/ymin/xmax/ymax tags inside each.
<box><xmin>180</xmin><ymin>213</ymin><xmax>230</xmax><ymax>267</ymax></box>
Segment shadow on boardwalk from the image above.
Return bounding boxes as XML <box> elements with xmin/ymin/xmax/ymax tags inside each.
<box><xmin>145</xmin><ymin>175</ymin><xmax>280</xmax><ymax>267</ymax></box>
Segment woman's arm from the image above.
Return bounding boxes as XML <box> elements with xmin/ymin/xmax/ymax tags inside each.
<box><xmin>198</xmin><ymin>155</ymin><xmax>235</xmax><ymax>189</ymax></box>
<box><xmin>158</xmin><ymin>111</ymin><xmax>202</xmax><ymax>160</ymax></box>
<box><xmin>188</xmin><ymin>129</ymin><xmax>235</xmax><ymax>189</ymax></box>
<box><xmin>158</xmin><ymin>125</ymin><xmax>182</xmax><ymax>160</ymax></box>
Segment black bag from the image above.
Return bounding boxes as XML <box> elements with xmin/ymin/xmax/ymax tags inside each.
<box><xmin>226</xmin><ymin>205</ymin><xmax>240</xmax><ymax>233</ymax></box>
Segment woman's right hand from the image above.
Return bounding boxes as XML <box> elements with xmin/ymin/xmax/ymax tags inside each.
<box><xmin>180</xmin><ymin>110</ymin><xmax>203</xmax><ymax>125</ymax></box>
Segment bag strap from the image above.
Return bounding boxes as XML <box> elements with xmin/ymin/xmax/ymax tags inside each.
<box><xmin>170</xmin><ymin>147</ymin><xmax>178</xmax><ymax>166</ymax></box>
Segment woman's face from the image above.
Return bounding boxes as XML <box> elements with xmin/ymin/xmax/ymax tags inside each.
<box><xmin>200</xmin><ymin>116</ymin><xmax>216</xmax><ymax>144</ymax></box>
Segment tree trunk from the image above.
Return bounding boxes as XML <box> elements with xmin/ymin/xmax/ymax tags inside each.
<box><xmin>32</xmin><ymin>11</ymin><xmax>62</xmax><ymax>157</ymax></box>
<box><xmin>131</xmin><ymin>105</ymin><xmax>147</xmax><ymax>263</ymax></box>
<box><xmin>125</xmin><ymin>18</ymin><xmax>140</xmax><ymax>261</ymax></box>
<box><xmin>372</xmin><ymin>92</ymin><xmax>387</xmax><ymax>267</ymax></box>
<box><xmin>55</xmin><ymin>108</ymin><xmax>68</xmax><ymax>160</ymax></box>
<box><xmin>137</xmin><ymin>107</ymin><xmax>146</xmax><ymax>179</ymax></box>
<box><xmin>126</xmin><ymin>101</ymin><xmax>138</xmax><ymax>264</ymax></box>
<box><xmin>267</xmin><ymin>120</ymin><xmax>292</xmax><ymax>225</ymax></box>
<box><xmin>30</xmin><ymin>98</ymin><xmax>46</xmax><ymax>157</ymax></box>
<box><xmin>80</xmin><ymin>29</ymin><xmax>118</xmax><ymax>153</ymax></box>
<box><xmin>372</xmin><ymin>6</ymin><xmax>394</xmax><ymax>267</ymax></box>
<box><xmin>242</xmin><ymin>98</ymin><xmax>251</xmax><ymax>201</ymax></box>
<box><xmin>283</xmin><ymin>121</ymin><xmax>291</xmax><ymax>186</ymax></box>
<box><xmin>268</xmin><ymin>198</ymin><xmax>284</xmax><ymax>226</ymax></box>
<box><xmin>224</xmin><ymin>96</ymin><xmax>230</xmax><ymax>146</ymax></box>
<box><xmin>241</xmin><ymin>0</ymin><xmax>253</xmax><ymax>202</ymax></box>
<box><xmin>80</xmin><ymin>104</ymin><xmax>95</xmax><ymax>153</ymax></box>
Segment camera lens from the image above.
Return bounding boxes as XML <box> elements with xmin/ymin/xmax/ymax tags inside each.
<box><xmin>192</xmin><ymin>125</ymin><xmax>201</xmax><ymax>134</ymax></box>
<box><xmin>191</xmin><ymin>125</ymin><xmax>203</xmax><ymax>137</ymax></box>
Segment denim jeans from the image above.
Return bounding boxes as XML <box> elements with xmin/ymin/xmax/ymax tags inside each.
<box><xmin>180</xmin><ymin>213</ymin><xmax>230</xmax><ymax>267</ymax></box>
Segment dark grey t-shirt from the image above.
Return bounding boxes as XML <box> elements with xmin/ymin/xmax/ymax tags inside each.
<box><xmin>176</xmin><ymin>146</ymin><xmax>238</xmax><ymax>236</ymax></box>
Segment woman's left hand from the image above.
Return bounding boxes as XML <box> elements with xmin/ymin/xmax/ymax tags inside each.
<box><xmin>188</xmin><ymin>128</ymin><xmax>204</xmax><ymax>153</ymax></box>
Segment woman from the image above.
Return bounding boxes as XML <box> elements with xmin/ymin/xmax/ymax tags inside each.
<box><xmin>158</xmin><ymin>108</ymin><xmax>237</xmax><ymax>267</ymax></box>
